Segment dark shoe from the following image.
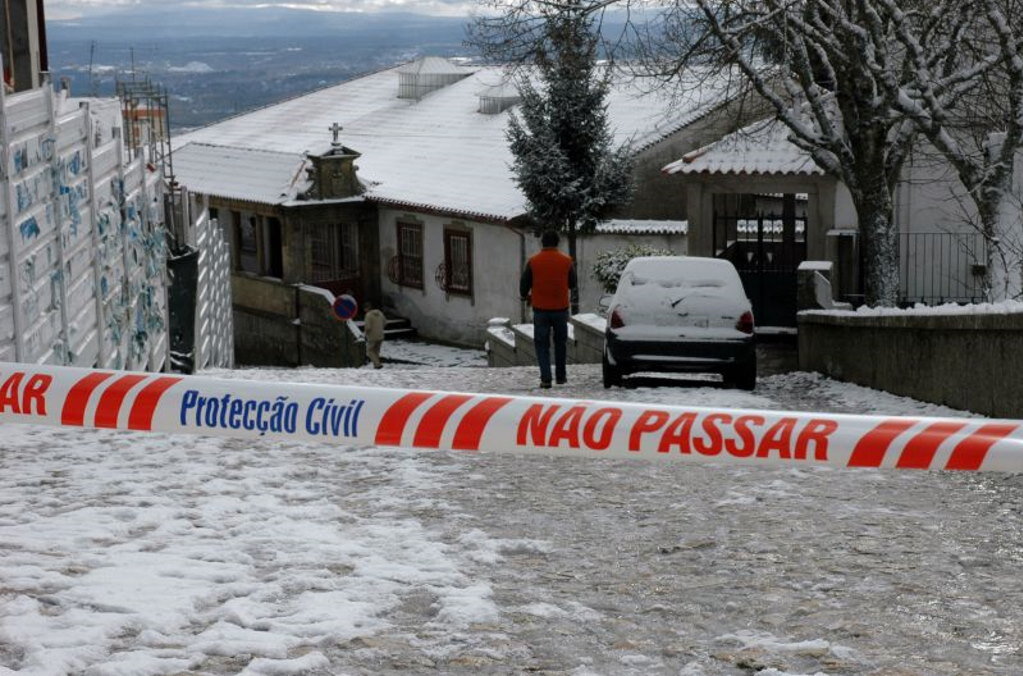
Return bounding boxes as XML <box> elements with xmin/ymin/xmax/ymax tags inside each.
<box><xmin>540</xmin><ymin>380</ymin><xmax>552</xmax><ymax>389</ymax></box>
<box><xmin>374</xmin><ymin>364</ymin><xmax>383</xmax><ymax>369</ymax></box>
<box><xmin>556</xmin><ymin>378</ymin><xmax>567</xmax><ymax>385</ymax></box>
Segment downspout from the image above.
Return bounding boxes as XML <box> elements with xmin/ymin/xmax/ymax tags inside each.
<box><xmin>36</xmin><ymin>0</ymin><xmax>48</xmax><ymax>74</ymax></box>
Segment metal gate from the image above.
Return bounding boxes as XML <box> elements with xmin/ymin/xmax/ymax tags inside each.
<box><xmin>713</xmin><ymin>214</ymin><xmax>807</xmax><ymax>328</ymax></box>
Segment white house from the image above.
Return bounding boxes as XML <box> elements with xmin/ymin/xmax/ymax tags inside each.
<box><xmin>172</xmin><ymin>58</ymin><xmax>754</xmax><ymax>355</ymax></box>
<box><xmin>663</xmin><ymin>117</ymin><xmax>999</xmax><ymax>321</ymax></box>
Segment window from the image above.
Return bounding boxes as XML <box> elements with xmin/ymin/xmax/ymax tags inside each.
<box><xmin>310</xmin><ymin>222</ymin><xmax>359</xmax><ymax>282</ymax></box>
<box><xmin>235</xmin><ymin>212</ymin><xmax>259</xmax><ymax>274</ymax></box>
<box><xmin>396</xmin><ymin>221</ymin><xmax>423</xmax><ymax>288</ymax></box>
<box><xmin>264</xmin><ymin>217</ymin><xmax>284</xmax><ymax>279</ymax></box>
<box><xmin>444</xmin><ymin>229</ymin><xmax>472</xmax><ymax>295</ymax></box>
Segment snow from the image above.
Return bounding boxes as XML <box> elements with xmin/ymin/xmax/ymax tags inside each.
<box><xmin>1</xmin><ymin>342</ymin><xmax>1021</xmax><ymax>675</ymax></box>
<box><xmin>619</xmin><ymin>256</ymin><xmax>745</xmax><ymax>296</ymax></box>
<box><xmin>574</xmin><ymin>312</ymin><xmax>606</xmax><ymax>332</ymax></box>
<box><xmin>664</xmin><ymin>117</ymin><xmax>824</xmax><ymax>177</ymax></box>
<box><xmin>485</xmin><ymin>325</ymin><xmax>515</xmax><ymax>348</ymax></box>
<box><xmin>172</xmin><ymin>61</ymin><xmax>734</xmax><ymax>222</ymax></box>
<box><xmin>396</xmin><ymin>56</ymin><xmax>465</xmax><ymax>76</ymax></box>
<box><xmin>171</xmin><ymin>144</ymin><xmax>309</xmax><ymax>205</ymax></box>
<box><xmin>805</xmin><ymin>299</ymin><xmax>1023</xmax><ymax>317</ymax></box>
<box><xmin>798</xmin><ymin>261</ymin><xmax>833</xmax><ymax>271</ymax></box>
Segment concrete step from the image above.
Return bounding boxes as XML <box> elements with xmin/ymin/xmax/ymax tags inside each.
<box><xmin>355</xmin><ymin>316</ymin><xmax>417</xmax><ymax>340</ymax></box>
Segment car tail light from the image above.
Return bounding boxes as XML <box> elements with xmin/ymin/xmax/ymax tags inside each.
<box><xmin>736</xmin><ymin>310</ymin><xmax>754</xmax><ymax>334</ymax></box>
<box><xmin>609</xmin><ymin>307</ymin><xmax>625</xmax><ymax>329</ymax></box>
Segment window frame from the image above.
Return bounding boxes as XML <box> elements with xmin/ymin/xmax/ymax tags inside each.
<box><xmin>443</xmin><ymin>228</ymin><xmax>473</xmax><ymax>296</ymax></box>
<box><xmin>234</xmin><ymin>211</ymin><xmax>260</xmax><ymax>274</ymax></box>
<box><xmin>396</xmin><ymin>221</ymin><xmax>424</xmax><ymax>289</ymax></box>
<box><xmin>309</xmin><ymin>222</ymin><xmax>360</xmax><ymax>282</ymax></box>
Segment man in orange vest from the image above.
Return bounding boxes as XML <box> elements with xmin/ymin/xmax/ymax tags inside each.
<box><xmin>519</xmin><ymin>230</ymin><xmax>578</xmax><ymax>389</ymax></box>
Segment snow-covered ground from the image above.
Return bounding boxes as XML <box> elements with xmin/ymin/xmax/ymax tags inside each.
<box><xmin>1</xmin><ymin>341</ymin><xmax>1021</xmax><ymax>675</ymax></box>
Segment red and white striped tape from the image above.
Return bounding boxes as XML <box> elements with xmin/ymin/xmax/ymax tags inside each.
<box><xmin>0</xmin><ymin>362</ymin><xmax>1021</xmax><ymax>471</ymax></box>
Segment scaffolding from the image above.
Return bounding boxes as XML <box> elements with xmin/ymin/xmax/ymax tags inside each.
<box><xmin>115</xmin><ymin>74</ymin><xmax>190</xmax><ymax>245</ymax></box>
<box><xmin>116</xmin><ymin>75</ymin><xmax>173</xmax><ymax>179</ymax></box>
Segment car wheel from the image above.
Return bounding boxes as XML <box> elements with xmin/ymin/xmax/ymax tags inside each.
<box><xmin>602</xmin><ymin>352</ymin><xmax>622</xmax><ymax>388</ymax></box>
<box><xmin>728</xmin><ymin>355</ymin><xmax>757</xmax><ymax>391</ymax></box>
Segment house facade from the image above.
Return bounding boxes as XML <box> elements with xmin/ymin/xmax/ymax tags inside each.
<box><xmin>172</xmin><ymin>142</ymin><xmax>379</xmax><ymax>364</ymax></box>
<box><xmin>172</xmin><ymin>59</ymin><xmax>755</xmax><ymax>360</ymax></box>
<box><xmin>663</xmin><ymin>117</ymin><xmax>996</xmax><ymax>326</ymax></box>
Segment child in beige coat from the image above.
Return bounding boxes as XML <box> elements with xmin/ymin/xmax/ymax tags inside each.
<box><xmin>363</xmin><ymin>302</ymin><xmax>386</xmax><ymax>369</ymax></box>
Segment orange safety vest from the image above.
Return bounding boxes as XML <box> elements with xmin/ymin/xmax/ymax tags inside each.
<box><xmin>526</xmin><ymin>248</ymin><xmax>574</xmax><ymax>310</ymax></box>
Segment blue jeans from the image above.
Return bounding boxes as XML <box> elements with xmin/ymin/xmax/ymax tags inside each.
<box><xmin>533</xmin><ymin>309</ymin><xmax>569</xmax><ymax>383</ymax></box>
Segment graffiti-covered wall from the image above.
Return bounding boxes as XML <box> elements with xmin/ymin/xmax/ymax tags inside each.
<box><xmin>0</xmin><ymin>85</ymin><xmax>169</xmax><ymax>370</ymax></box>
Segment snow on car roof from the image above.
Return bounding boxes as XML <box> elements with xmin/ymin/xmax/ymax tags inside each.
<box><xmin>625</xmin><ymin>256</ymin><xmax>740</xmax><ymax>280</ymax></box>
<box><xmin>619</xmin><ymin>257</ymin><xmax>746</xmax><ymax>301</ymax></box>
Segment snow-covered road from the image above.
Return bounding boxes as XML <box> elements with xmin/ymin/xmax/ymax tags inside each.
<box><xmin>1</xmin><ymin>344</ymin><xmax>1021</xmax><ymax>675</ymax></box>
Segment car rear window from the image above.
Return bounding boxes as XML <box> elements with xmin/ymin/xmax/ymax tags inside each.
<box><xmin>630</xmin><ymin>277</ymin><xmax>726</xmax><ymax>289</ymax></box>
<box><xmin>623</xmin><ymin>257</ymin><xmax>743</xmax><ymax>295</ymax></box>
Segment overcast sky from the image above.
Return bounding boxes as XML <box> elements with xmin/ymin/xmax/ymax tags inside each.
<box><xmin>47</xmin><ymin>0</ymin><xmax>479</xmax><ymax>21</ymax></box>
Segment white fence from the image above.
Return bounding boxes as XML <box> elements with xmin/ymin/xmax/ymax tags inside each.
<box><xmin>0</xmin><ymin>84</ymin><xmax>169</xmax><ymax>370</ymax></box>
<box><xmin>181</xmin><ymin>203</ymin><xmax>234</xmax><ymax>371</ymax></box>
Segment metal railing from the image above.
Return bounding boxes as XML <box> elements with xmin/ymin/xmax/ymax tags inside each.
<box><xmin>898</xmin><ymin>231</ymin><xmax>989</xmax><ymax>305</ymax></box>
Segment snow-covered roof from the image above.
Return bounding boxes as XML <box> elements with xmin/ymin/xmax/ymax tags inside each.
<box><xmin>477</xmin><ymin>82</ymin><xmax>519</xmax><ymax>99</ymax></box>
<box><xmin>173</xmin><ymin>60</ymin><xmax>735</xmax><ymax>221</ymax></box>
<box><xmin>595</xmin><ymin>219</ymin><xmax>688</xmax><ymax>235</ymax></box>
<box><xmin>172</xmin><ymin>143</ymin><xmax>310</xmax><ymax>205</ymax></box>
<box><xmin>663</xmin><ymin>118</ymin><xmax>824</xmax><ymax>177</ymax></box>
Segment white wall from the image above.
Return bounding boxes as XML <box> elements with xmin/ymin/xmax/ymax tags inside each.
<box><xmin>379</xmin><ymin>206</ymin><xmax>689</xmax><ymax>346</ymax></box>
<box><xmin>825</xmin><ymin>147</ymin><xmax>1000</xmax><ymax>302</ymax></box>
<box><xmin>0</xmin><ymin>85</ymin><xmax>170</xmax><ymax>369</ymax></box>
<box><xmin>190</xmin><ymin>208</ymin><xmax>235</xmax><ymax>371</ymax></box>
<box><xmin>378</xmin><ymin>207</ymin><xmax>526</xmax><ymax>346</ymax></box>
<box><xmin>894</xmin><ymin>147</ymin><xmax>997</xmax><ymax>301</ymax></box>
<box><xmin>555</xmin><ymin>231</ymin><xmax>687</xmax><ymax>314</ymax></box>
<box><xmin>833</xmin><ymin>183</ymin><xmax>857</xmax><ymax>231</ymax></box>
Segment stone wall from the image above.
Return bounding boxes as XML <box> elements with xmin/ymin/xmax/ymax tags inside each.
<box><xmin>798</xmin><ymin>311</ymin><xmax>1023</xmax><ymax>418</ymax></box>
<box><xmin>486</xmin><ymin>315</ymin><xmax>605</xmax><ymax>368</ymax></box>
<box><xmin>232</xmin><ymin>274</ymin><xmax>364</xmax><ymax>367</ymax></box>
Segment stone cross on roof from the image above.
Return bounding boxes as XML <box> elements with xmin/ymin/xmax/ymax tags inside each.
<box><xmin>329</xmin><ymin>122</ymin><xmax>343</xmax><ymax>147</ymax></box>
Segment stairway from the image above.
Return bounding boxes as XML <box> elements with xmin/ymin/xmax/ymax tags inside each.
<box><xmin>354</xmin><ymin>315</ymin><xmax>417</xmax><ymax>340</ymax></box>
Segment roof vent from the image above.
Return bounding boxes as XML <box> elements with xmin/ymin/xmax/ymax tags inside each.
<box><xmin>477</xmin><ymin>83</ymin><xmax>521</xmax><ymax>114</ymax></box>
<box><xmin>397</xmin><ymin>57</ymin><xmax>470</xmax><ymax>100</ymax></box>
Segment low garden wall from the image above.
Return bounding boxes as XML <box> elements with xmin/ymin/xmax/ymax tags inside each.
<box><xmin>486</xmin><ymin>314</ymin><xmax>605</xmax><ymax>368</ymax></box>
<box><xmin>798</xmin><ymin>308</ymin><xmax>1023</xmax><ymax>418</ymax></box>
<box><xmin>233</xmin><ymin>275</ymin><xmax>364</xmax><ymax>367</ymax></box>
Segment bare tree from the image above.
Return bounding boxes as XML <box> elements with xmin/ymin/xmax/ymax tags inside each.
<box><xmin>639</xmin><ymin>0</ymin><xmax>919</xmax><ymax>306</ymax></box>
<box><xmin>473</xmin><ymin>1</ymin><xmax>1023</xmax><ymax>305</ymax></box>
<box><xmin>468</xmin><ymin>0</ymin><xmax>632</xmax><ymax>66</ymax></box>
<box><xmin>879</xmin><ymin>0</ymin><xmax>1023</xmax><ymax>300</ymax></box>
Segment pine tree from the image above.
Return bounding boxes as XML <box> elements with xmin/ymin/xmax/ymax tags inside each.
<box><xmin>505</xmin><ymin>7</ymin><xmax>633</xmax><ymax>312</ymax></box>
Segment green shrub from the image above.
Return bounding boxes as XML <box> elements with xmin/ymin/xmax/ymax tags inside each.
<box><xmin>592</xmin><ymin>244</ymin><xmax>675</xmax><ymax>294</ymax></box>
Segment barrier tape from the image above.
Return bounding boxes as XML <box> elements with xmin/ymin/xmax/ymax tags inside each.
<box><xmin>0</xmin><ymin>362</ymin><xmax>1021</xmax><ymax>471</ymax></box>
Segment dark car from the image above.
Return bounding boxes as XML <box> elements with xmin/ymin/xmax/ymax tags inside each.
<box><xmin>603</xmin><ymin>256</ymin><xmax>756</xmax><ymax>389</ymax></box>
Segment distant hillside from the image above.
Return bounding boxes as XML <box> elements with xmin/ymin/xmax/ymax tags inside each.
<box><xmin>47</xmin><ymin>7</ymin><xmax>471</xmax><ymax>41</ymax></box>
<box><xmin>46</xmin><ymin>8</ymin><xmax>473</xmax><ymax>130</ymax></box>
